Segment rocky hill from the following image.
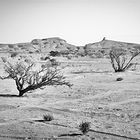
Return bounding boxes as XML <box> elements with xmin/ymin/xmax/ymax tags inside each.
<box><xmin>84</xmin><ymin>38</ymin><xmax>140</xmax><ymax>57</ymax></box>
<box><xmin>0</xmin><ymin>37</ymin><xmax>140</xmax><ymax>57</ymax></box>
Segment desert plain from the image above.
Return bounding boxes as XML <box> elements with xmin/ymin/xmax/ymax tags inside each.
<box><xmin>0</xmin><ymin>38</ymin><xmax>140</xmax><ymax>140</ymax></box>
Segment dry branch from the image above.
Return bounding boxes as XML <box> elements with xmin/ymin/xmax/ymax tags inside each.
<box><xmin>109</xmin><ymin>48</ymin><xmax>140</xmax><ymax>72</ymax></box>
<box><xmin>1</xmin><ymin>58</ymin><xmax>72</xmax><ymax>96</ymax></box>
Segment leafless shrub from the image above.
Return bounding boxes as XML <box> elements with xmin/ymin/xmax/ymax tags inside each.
<box><xmin>0</xmin><ymin>58</ymin><xmax>72</xmax><ymax>97</ymax></box>
<box><xmin>50</xmin><ymin>58</ymin><xmax>59</xmax><ymax>66</ymax></box>
<box><xmin>11</xmin><ymin>52</ymin><xmax>18</xmax><ymax>58</ymax></box>
<box><xmin>50</xmin><ymin>51</ymin><xmax>60</xmax><ymax>57</ymax></box>
<box><xmin>109</xmin><ymin>48</ymin><xmax>140</xmax><ymax>72</ymax></box>
<box><xmin>40</xmin><ymin>56</ymin><xmax>50</xmax><ymax>61</ymax></box>
<box><xmin>116</xmin><ymin>77</ymin><xmax>123</xmax><ymax>81</ymax></box>
<box><xmin>8</xmin><ymin>44</ymin><xmax>14</xmax><ymax>48</ymax></box>
<box><xmin>79</xmin><ymin>122</ymin><xmax>90</xmax><ymax>135</ymax></box>
<box><xmin>43</xmin><ymin>114</ymin><xmax>54</xmax><ymax>121</ymax></box>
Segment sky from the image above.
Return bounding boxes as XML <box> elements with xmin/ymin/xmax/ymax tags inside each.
<box><xmin>0</xmin><ymin>0</ymin><xmax>140</xmax><ymax>45</ymax></box>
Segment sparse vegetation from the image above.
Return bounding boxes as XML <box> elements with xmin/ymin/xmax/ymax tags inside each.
<box><xmin>79</xmin><ymin>122</ymin><xmax>90</xmax><ymax>135</ymax></box>
<box><xmin>43</xmin><ymin>114</ymin><xmax>54</xmax><ymax>121</ymax></box>
<box><xmin>29</xmin><ymin>51</ymin><xmax>33</xmax><ymax>54</ymax></box>
<box><xmin>11</xmin><ymin>52</ymin><xmax>18</xmax><ymax>58</ymax></box>
<box><xmin>50</xmin><ymin>58</ymin><xmax>59</xmax><ymax>66</ymax></box>
<box><xmin>8</xmin><ymin>44</ymin><xmax>14</xmax><ymax>48</ymax></box>
<box><xmin>66</xmin><ymin>54</ymin><xmax>73</xmax><ymax>60</ymax></box>
<box><xmin>50</xmin><ymin>51</ymin><xmax>60</xmax><ymax>57</ymax></box>
<box><xmin>116</xmin><ymin>77</ymin><xmax>123</xmax><ymax>81</ymax></box>
<box><xmin>109</xmin><ymin>48</ymin><xmax>140</xmax><ymax>72</ymax></box>
<box><xmin>31</xmin><ymin>39</ymin><xmax>40</xmax><ymax>45</ymax></box>
<box><xmin>0</xmin><ymin>58</ymin><xmax>72</xmax><ymax>97</ymax></box>
<box><xmin>40</xmin><ymin>56</ymin><xmax>50</xmax><ymax>61</ymax></box>
<box><xmin>35</xmin><ymin>50</ymin><xmax>40</xmax><ymax>53</ymax></box>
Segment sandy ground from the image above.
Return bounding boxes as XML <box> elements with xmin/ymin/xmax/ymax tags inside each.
<box><xmin>0</xmin><ymin>55</ymin><xmax>140</xmax><ymax>140</ymax></box>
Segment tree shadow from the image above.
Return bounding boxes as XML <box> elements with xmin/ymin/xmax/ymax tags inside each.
<box><xmin>0</xmin><ymin>94</ymin><xmax>19</xmax><ymax>97</ymax></box>
<box><xmin>34</xmin><ymin>120</ymin><xmax>46</xmax><ymax>122</ymax></box>
<box><xmin>71</xmin><ymin>70</ymin><xmax>111</xmax><ymax>74</ymax></box>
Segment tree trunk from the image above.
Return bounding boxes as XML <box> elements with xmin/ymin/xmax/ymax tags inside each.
<box><xmin>18</xmin><ymin>90</ymin><xmax>26</xmax><ymax>97</ymax></box>
<box><xmin>18</xmin><ymin>84</ymin><xmax>41</xmax><ymax>97</ymax></box>
<box><xmin>18</xmin><ymin>86</ymin><xmax>33</xmax><ymax>97</ymax></box>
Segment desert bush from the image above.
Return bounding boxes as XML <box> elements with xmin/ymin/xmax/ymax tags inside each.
<box><xmin>43</xmin><ymin>114</ymin><xmax>54</xmax><ymax>121</ymax></box>
<box><xmin>24</xmin><ymin>58</ymin><xmax>32</xmax><ymax>63</ymax></box>
<box><xmin>79</xmin><ymin>122</ymin><xmax>90</xmax><ymax>135</ymax></box>
<box><xmin>109</xmin><ymin>48</ymin><xmax>140</xmax><ymax>72</ymax></box>
<box><xmin>35</xmin><ymin>50</ymin><xmax>40</xmax><ymax>53</ymax></box>
<box><xmin>8</xmin><ymin>44</ymin><xmax>14</xmax><ymax>48</ymax></box>
<box><xmin>29</xmin><ymin>51</ymin><xmax>33</xmax><ymax>54</ymax></box>
<box><xmin>50</xmin><ymin>51</ymin><xmax>60</xmax><ymax>57</ymax></box>
<box><xmin>95</xmin><ymin>51</ymin><xmax>103</xmax><ymax>58</ymax></box>
<box><xmin>0</xmin><ymin>59</ymin><xmax>71</xmax><ymax>97</ymax></box>
<box><xmin>76</xmin><ymin>46</ymin><xmax>86</xmax><ymax>57</ymax></box>
<box><xmin>116</xmin><ymin>77</ymin><xmax>123</xmax><ymax>81</ymax></box>
<box><xmin>18</xmin><ymin>44</ymin><xmax>24</xmax><ymax>48</ymax></box>
<box><xmin>67</xmin><ymin>54</ymin><xmax>73</xmax><ymax>60</ymax></box>
<box><xmin>40</xmin><ymin>56</ymin><xmax>50</xmax><ymax>61</ymax></box>
<box><xmin>11</xmin><ymin>52</ymin><xmax>18</xmax><ymax>58</ymax></box>
<box><xmin>40</xmin><ymin>56</ymin><xmax>45</xmax><ymax>61</ymax></box>
<box><xmin>50</xmin><ymin>58</ymin><xmax>59</xmax><ymax>66</ymax></box>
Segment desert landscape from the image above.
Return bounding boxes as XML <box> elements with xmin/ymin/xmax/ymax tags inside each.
<box><xmin>0</xmin><ymin>37</ymin><xmax>140</xmax><ymax>140</ymax></box>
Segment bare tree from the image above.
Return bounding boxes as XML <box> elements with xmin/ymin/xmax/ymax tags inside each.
<box><xmin>0</xmin><ymin>59</ymin><xmax>72</xmax><ymax>97</ymax></box>
<box><xmin>109</xmin><ymin>48</ymin><xmax>140</xmax><ymax>72</ymax></box>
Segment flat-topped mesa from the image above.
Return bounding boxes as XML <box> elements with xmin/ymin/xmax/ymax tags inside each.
<box><xmin>42</xmin><ymin>37</ymin><xmax>66</xmax><ymax>42</ymax></box>
<box><xmin>29</xmin><ymin>37</ymin><xmax>78</xmax><ymax>54</ymax></box>
<box><xmin>31</xmin><ymin>37</ymin><xmax>66</xmax><ymax>45</ymax></box>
